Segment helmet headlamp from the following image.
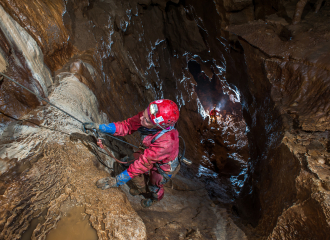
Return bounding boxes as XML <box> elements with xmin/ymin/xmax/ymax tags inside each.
<box><xmin>149</xmin><ymin>104</ymin><xmax>158</xmax><ymax>115</ymax></box>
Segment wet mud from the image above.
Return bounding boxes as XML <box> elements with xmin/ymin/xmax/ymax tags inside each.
<box><xmin>0</xmin><ymin>140</ymin><xmax>145</xmax><ymax>239</ymax></box>
<box><xmin>46</xmin><ymin>206</ymin><xmax>97</xmax><ymax>240</ymax></box>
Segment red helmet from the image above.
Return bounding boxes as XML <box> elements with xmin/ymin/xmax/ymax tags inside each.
<box><xmin>147</xmin><ymin>99</ymin><xmax>179</xmax><ymax>128</ymax></box>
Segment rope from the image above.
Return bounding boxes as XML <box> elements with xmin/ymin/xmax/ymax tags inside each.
<box><xmin>0</xmin><ymin>108</ymin><xmax>118</xmax><ymax>172</ymax></box>
<box><xmin>1</xmin><ymin>73</ymin><xmax>202</xmax><ymax>191</ymax></box>
<box><xmin>0</xmin><ymin>72</ymin><xmax>84</xmax><ymax>124</ymax></box>
<box><xmin>97</xmin><ymin>139</ymin><xmax>135</xmax><ymax>164</ymax></box>
<box><xmin>0</xmin><ymin>110</ymin><xmax>71</xmax><ymax>136</ymax></box>
<box><xmin>102</xmin><ymin>132</ymin><xmax>139</xmax><ymax>149</ymax></box>
<box><xmin>87</xmin><ymin>141</ymin><xmax>114</xmax><ymax>170</ymax></box>
<box><xmin>95</xmin><ymin>140</ymin><xmax>204</xmax><ymax>191</ymax></box>
<box><xmin>0</xmin><ymin>72</ymin><xmax>139</xmax><ymax>149</ymax></box>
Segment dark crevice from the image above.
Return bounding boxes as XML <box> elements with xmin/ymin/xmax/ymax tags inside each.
<box><xmin>165</xmin><ymin>0</ymin><xmax>183</xmax><ymax>12</ymax></box>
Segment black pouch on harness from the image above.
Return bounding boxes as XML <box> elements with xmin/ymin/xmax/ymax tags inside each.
<box><xmin>156</xmin><ymin>158</ymin><xmax>181</xmax><ymax>185</ymax></box>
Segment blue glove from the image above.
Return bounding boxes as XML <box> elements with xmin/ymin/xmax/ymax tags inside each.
<box><xmin>115</xmin><ymin>170</ymin><xmax>131</xmax><ymax>187</ymax></box>
<box><xmin>99</xmin><ymin>123</ymin><xmax>116</xmax><ymax>134</ymax></box>
<box><xmin>83</xmin><ymin>122</ymin><xmax>99</xmax><ymax>131</ymax></box>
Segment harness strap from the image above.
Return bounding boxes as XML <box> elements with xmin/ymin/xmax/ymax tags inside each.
<box><xmin>151</xmin><ymin>126</ymin><xmax>174</xmax><ymax>144</ymax></box>
<box><xmin>148</xmin><ymin>126</ymin><xmax>177</xmax><ymax>182</ymax></box>
<box><xmin>155</xmin><ymin>163</ymin><xmax>171</xmax><ymax>181</ymax></box>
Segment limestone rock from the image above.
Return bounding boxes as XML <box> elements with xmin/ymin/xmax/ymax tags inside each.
<box><xmin>222</xmin><ymin>0</ymin><xmax>253</xmax><ymax>12</ymax></box>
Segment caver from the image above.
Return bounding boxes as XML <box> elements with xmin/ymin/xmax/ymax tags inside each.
<box><xmin>84</xmin><ymin>99</ymin><xmax>182</xmax><ymax>208</ymax></box>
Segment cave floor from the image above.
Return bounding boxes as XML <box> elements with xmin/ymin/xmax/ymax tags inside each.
<box><xmin>121</xmin><ymin>173</ymin><xmax>249</xmax><ymax>240</ymax></box>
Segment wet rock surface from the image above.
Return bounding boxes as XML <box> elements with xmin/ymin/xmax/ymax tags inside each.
<box><xmin>1</xmin><ymin>0</ymin><xmax>330</xmax><ymax>239</ymax></box>
<box><xmin>222</xmin><ymin>1</ymin><xmax>330</xmax><ymax>239</ymax></box>
<box><xmin>195</xmin><ymin>117</ymin><xmax>248</xmax><ymax>204</ymax></box>
<box><xmin>0</xmin><ymin>70</ymin><xmax>146</xmax><ymax>239</ymax></box>
<box><xmin>0</xmin><ymin>141</ymin><xmax>146</xmax><ymax>240</ymax></box>
<box><xmin>0</xmin><ymin>0</ymin><xmax>248</xmax><ymax>237</ymax></box>
<box><xmin>0</xmin><ymin>57</ymin><xmax>246</xmax><ymax>239</ymax></box>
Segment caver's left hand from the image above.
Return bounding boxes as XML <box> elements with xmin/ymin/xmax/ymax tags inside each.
<box><xmin>96</xmin><ymin>177</ymin><xmax>117</xmax><ymax>190</ymax></box>
<box><xmin>96</xmin><ymin>170</ymin><xmax>131</xmax><ymax>190</ymax></box>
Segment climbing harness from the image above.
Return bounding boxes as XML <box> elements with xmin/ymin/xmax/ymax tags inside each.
<box><xmin>136</xmin><ymin>126</ymin><xmax>162</xmax><ymax>150</ymax></box>
<box><xmin>141</xmin><ymin>126</ymin><xmax>192</xmax><ymax>184</ymax></box>
<box><xmin>150</xmin><ymin>126</ymin><xmax>177</xmax><ymax>183</ymax></box>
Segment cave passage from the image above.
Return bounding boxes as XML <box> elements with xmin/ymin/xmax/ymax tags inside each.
<box><xmin>187</xmin><ymin>60</ymin><xmax>249</xmax><ymax>203</ymax></box>
<box><xmin>188</xmin><ymin>60</ymin><xmax>243</xmax><ymax>119</ymax></box>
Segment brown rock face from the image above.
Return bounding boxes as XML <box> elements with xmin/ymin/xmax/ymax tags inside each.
<box><xmin>224</xmin><ymin>1</ymin><xmax>330</xmax><ymax>238</ymax></box>
<box><xmin>0</xmin><ymin>67</ymin><xmax>146</xmax><ymax>239</ymax></box>
<box><xmin>182</xmin><ymin>0</ymin><xmax>330</xmax><ymax>238</ymax></box>
<box><xmin>0</xmin><ymin>142</ymin><xmax>146</xmax><ymax>240</ymax></box>
<box><xmin>222</xmin><ymin>0</ymin><xmax>253</xmax><ymax>12</ymax></box>
<box><xmin>0</xmin><ymin>0</ymin><xmax>249</xmax><ymax>239</ymax></box>
<box><xmin>1</xmin><ymin>0</ymin><xmax>330</xmax><ymax>239</ymax></box>
<box><xmin>0</xmin><ymin>0</ymin><xmax>77</xmax><ymax>72</ymax></box>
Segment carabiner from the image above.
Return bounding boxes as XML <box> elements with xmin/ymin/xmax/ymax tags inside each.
<box><xmin>91</xmin><ymin>128</ymin><xmax>99</xmax><ymax>138</ymax></box>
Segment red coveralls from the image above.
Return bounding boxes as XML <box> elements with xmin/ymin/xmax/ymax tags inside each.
<box><xmin>210</xmin><ymin>109</ymin><xmax>218</xmax><ymax>123</ymax></box>
<box><xmin>210</xmin><ymin>109</ymin><xmax>218</xmax><ymax>116</ymax></box>
<box><xmin>113</xmin><ymin>111</ymin><xmax>179</xmax><ymax>200</ymax></box>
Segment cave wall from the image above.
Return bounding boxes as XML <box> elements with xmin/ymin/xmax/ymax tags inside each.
<box><xmin>0</xmin><ymin>57</ymin><xmax>146</xmax><ymax>238</ymax></box>
<box><xmin>225</xmin><ymin>3</ymin><xmax>330</xmax><ymax>237</ymax></box>
<box><xmin>0</xmin><ymin>0</ymin><xmax>214</xmax><ymax>238</ymax></box>
<box><xmin>1</xmin><ymin>0</ymin><xmax>330</xmax><ymax>239</ymax></box>
<box><xmin>181</xmin><ymin>0</ymin><xmax>330</xmax><ymax>238</ymax></box>
<box><xmin>0</xmin><ymin>0</ymin><xmax>208</xmax><ymax>161</ymax></box>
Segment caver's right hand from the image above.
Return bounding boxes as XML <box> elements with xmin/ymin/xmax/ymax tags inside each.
<box><xmin>98</xmin><ymin>123</ymin><xmax>116</xmax><ymax>135</ymax></box>
<box><xmin>83</xmin><ymin>122</ymin><xmax>99</xmax><ymax>131</ymax></box>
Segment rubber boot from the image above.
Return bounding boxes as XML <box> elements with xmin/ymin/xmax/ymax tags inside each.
<box><xmin>141</xmin><ymin>198</ymin><xmax>157</xmax><ymax>208</ymax></box>
<box><xmin>129</xmin><ymin>187</ymin><xmax>147</xmax><ymax>196</ymax></box>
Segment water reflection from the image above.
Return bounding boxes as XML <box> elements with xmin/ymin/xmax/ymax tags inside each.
<box><xmin>197</xmin><ymin>164</ymin><xmax>218</xmax><ymax>178</ymax></box>
<box><xmin>46</xmin><ymin>206</ymin><xmax>97</xmax><ymax>240</ymax></box>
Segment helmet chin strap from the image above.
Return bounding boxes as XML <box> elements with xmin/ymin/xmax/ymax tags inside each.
<box><xmin>153</xmin><ymin>114</ymin><xmax>172</xmax><ymax>130</ymax></box>
<box><xmin>156</xmin><ymin>122</ymin><xmax>166</xmax><ymax>130</ymax></box>
<box><xmin>156</xmin><ymin>125</ymin><xmax>174</xmax><ymax>137</ymax></box>
<box><xmin>151</xmin><ymin>111</ymin><xmax>165</xmax><ymax>130</ymax></box>
<box><xmin>156</xmin><ymin>122</ymin><xmax>174</xmax><ymax>131</ymax></box>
